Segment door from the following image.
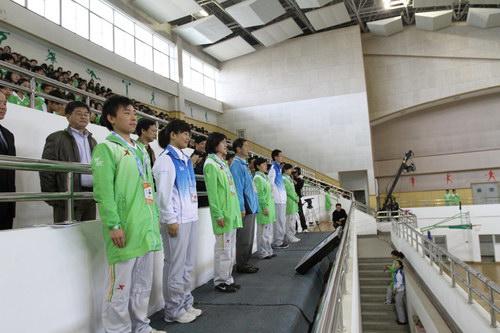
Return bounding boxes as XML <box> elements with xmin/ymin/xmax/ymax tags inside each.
<box><xmin>479</xmin><ymin>235</ymin><xmax>495</xmax><ymax>262</ymax></box>
<box><xmin>472</xmin><ymin>183</ymin><xmax>500</xmax><ymax>205</ymax></box>
<box><xmin>353</xmin><ymin>190</ymin><xmax>366</xmax><ymax>205</ymax></box>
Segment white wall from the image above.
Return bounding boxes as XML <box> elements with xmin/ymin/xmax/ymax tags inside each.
<box><xmin>218</xmin><ymin>26</ymin><xmax>376</xmax><ymax>194</ymax></box>
<box><xmin>392</xmin><ymin>227</ymin><xmax>499</xmax><ymax>333</ymax></box>
<box><xmin>407</xmin><ymin>204</ymin><xmax>500</xmax><ymax>262</ymax></box>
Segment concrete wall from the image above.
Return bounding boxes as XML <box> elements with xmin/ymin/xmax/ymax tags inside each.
<box><xmin>218</xmin><ymin>26</ymin><xmax>376</xmax><ymax>194</ymax></box>
<box><xmin>363</xmin><ymin>24</ymin><xmax>500</xmax><ymax>122</ymax></box>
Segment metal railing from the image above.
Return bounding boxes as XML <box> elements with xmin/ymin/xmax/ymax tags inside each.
<box><xmin>312</xmin><ymin>201</ymin><xmax>355</xmax><ymax>333</ymax></box>
<box><xmin>376</xmin><ymin>209</ymin><xmax>418</xmax><ymax>227</ymax></box>
<box><xmin>392</xmin><ymin>216</ymin><xmax>500</xmax><ymax>327</ymax></box>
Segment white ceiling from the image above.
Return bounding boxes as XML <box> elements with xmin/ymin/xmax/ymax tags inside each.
<box><xmin>305</xmin><ymin>2</ymin><xmax>351</xmax><ymax>31</ymax></box>
<box><xmin>226</xmin><ymin>0</ymin><xmax>286</xmax><ymax>28</ymax></box>
<box><xmin>132</xmin><ymin>0</ymin><xmax>201</xmax><ymax>22</ymax></box>
<box><xmin>204</xmin><ymin>36</ymin><xmax>256</xmax><ymax>61</ymax></box>
<box><xmin>251</xmin><ymin>17</ymin><xmax>303</xmax><ymax>47</ymax></box>
<box><xmin>174</xmin><ymin>15</ymin><xmax>233</xmax><ymax>45</ymax></box>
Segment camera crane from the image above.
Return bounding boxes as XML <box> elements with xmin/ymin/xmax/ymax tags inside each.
<box><xmin>381</xmin><ymin>150</ymin><xmax>416</xmax><ymax>211</ymax></box>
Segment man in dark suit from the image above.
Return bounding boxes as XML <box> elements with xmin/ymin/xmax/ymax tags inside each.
<box><xmin>0</xmin><ymin>91</ymin><xmax>16</xmax><ymax>230</ymax></box>
<box><xmin>40</xmin><ymin>101</ymin><xmax>97</xmax><ymax>223</ymax></box>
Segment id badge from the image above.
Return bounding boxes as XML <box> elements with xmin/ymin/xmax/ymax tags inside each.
<box><xmin>190</xmin><ymin>188</ymin><xmax>198</xmax><ymax>203</ymax></box>
<box><xmin>143</xmin><ymin>182</ymin><xmax>154</xmax><ymax>204</ymax></box>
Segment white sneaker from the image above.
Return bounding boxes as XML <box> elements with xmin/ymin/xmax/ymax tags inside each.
<box><xmin>186</xmin><ymin>306</ymin><xmax>203</xmax><ymax>317</ymax></box>
<box><xmin>288</xmin><ymin>236</ymin><xmax>300</xmax><ymax>243</ymax></box>
<box><xmin>151</xmin><ymin>329</ymin><xmax>167</xmax><ymax>333</ymax></box>
<box><xmin>164</xmin><ymin>311</ymin><xmax>197</xmax><ymax>324</ymax></box>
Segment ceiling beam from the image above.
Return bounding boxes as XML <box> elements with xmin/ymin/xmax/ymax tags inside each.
<box><xmin>281</xmin><ymin>0</ymin><xmax>316</xmax><ymax>32</ymax></box>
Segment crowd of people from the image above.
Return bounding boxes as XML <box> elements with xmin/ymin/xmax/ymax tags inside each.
<box><xmin>444</xmin><ymin>189</ymin><xmax>461</xmax><ymax>206</ymax></box>
<box><xmin>0</xmin><ymin>92</ymin><xmax>329</xmax><ymax>332</ymax></box>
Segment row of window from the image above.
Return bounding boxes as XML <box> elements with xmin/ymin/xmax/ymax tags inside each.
<box><xmin>11</xmin><ymin>0</ymin><xmax>220</xmax><ymax>99</ymax></box>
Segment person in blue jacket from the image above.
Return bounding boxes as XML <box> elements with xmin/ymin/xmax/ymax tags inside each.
<box><xmin>230</xmin><ymin>138</ymin><xmax>260</xmax><ymax>274</ymax></box>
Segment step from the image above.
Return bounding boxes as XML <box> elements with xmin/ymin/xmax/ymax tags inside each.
<box><xmin>363</xmin><ymin>320</ymin><xmax>409</xmax><ymax>332</ymax></box>
<box><xmin>359</xmin><ymin>278</ymin><xmax>389</xmax><ymax>286</ymax></box>
<box><xmin>361</xmin><ymin>285</ymin><xmax>387</xmax><ymax>295</ymax></box>
<box><xmin>362</xmin><ymin>312</ymin><xmax>395</xmax><ymax>322</ymax></box>
<box><xmin>358</xmin><ymin>257</ymin><xmax>393</xmax><ymax>263</ymax></box>
<box><xmin>361</xmin><ymin>293</ymin><xmax>387</xmax><ymax>302</ymax></box>
<box><xmin>359</xmin><ymin>270</ymin><xmax>390</xmax><ymax>278</ymax></box>
<box><xmin>361</xmin><ymin>306</ymin><xmax>395</xmax><ymax>315</ymax></box>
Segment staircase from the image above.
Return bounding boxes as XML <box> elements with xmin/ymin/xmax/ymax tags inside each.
<box><xmin>359</xmin><ymin>257</ymin><xmax>410</xmax><ymax>333</ymax></box>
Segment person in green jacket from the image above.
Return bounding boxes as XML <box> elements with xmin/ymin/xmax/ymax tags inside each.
<box><xmin>203</xmin><ymin>132</ymin><xmax>243</xmax><ymax>293</ymax></box>
<box><xmin>7</xmin><ymin>78</ymin><xmax>45</xmax><ymax>111</ymax></box>
<box><xmin>283</xmin><ymin>163</ymin><xmax>301</xmax><ymax>243</ymax></box>
<box><xmin>451</xmin><ymin>189</ymin><xmax>461</xmax><ymax>206</ymax></box>
<box><xmin>444</xmin><ymin>189</ymin><xmax>452</xmax><ymax>206</ymax></box>
<box><xmin>91</xmin><ymin>95</ymin><xmax>164</xmax><ymax>333</ymax></box>
<box><xmin>253</xmin><ymin>157</ymin><xmax>276</xmax><ymax>259</ymax></box>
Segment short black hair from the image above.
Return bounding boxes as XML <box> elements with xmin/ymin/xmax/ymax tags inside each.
<box><xmin>391</xmin><ymin>250</ymin><xmax>399</xmax><ymax>256</ymax></box>
<box><xmin>232</xmin><ymin>138</ymin><xmax>247</xmax><ymax>153</ymax></box>
<box><xmin>271</xmin><ymin>149</ymin><xmax>282</xmax><ymax>160</ymax></box>
<box><xmin>206</xmin><ymin>132</ymin><xmax>227</xmax><ymax>154</ymax></box>
<box><xmin>254</xmin><ymin>157</ymin><xmax>267</xmax><ymax>168</ymax></box>
<box><xmin>194</xmin><ymin>136</ymin><xmax>207</xmax><ymax>144</ymax></box>
<box><xmin>192</xmin><ymin>150</ymin><xmax>203</xmax><ymax>158</ymax></box>
<box><xmin>48</xmin><ymin>89</ymin><xmax>66</xmax><ymax>101</ymax></box>
<box><xmin>396</xmin><ymin>260</ymin><xmax>404</xmax><ymax>268</ymax></box>
<box><xmin>336</xmin><ymin>203</ymin><xmax>342</xmax><ymax>207</ymax></box>
<box><xmin>158</xmin><ymin>119</ymin><xmax>190</xmax><ymax>149</ymax></box>
<box><xmin>135</xmin><ymin>118</ymin><xmax>156</xmax><ymax>136</ymax></box>
<box><xmin>65</xmin><ymin>100</ymin><xmax>89</xmax><ymax>115</ymax></box>
<box><xmin>0</xmin><ymin>53</ymin><xmax>14</xmax><ymax>62</ymax></box>
<box><xmin>397</xmin><ymin>252</ymin><xmax>405</xmax><ymax>260</ymax></box>
<box><xmin>282</xmin><ymin>163</ymin><xmax>293</xmax><ymax>173</ymax></box>
<box><xmin>101</xmin><ymin>95</ymin><xmax>132</xmax><ymax>131</ymax></box>
<box><xmin>226</xmin><ymin>152</ymin><xmax>235</xmax><ymax>162</ymax></box>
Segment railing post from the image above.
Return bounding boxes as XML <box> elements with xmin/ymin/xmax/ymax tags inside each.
<box><xmin>451</xmin><ymin>260</ymin><xmax>456</xmax><ymax>288</ymax></box>
<box><xmin>29</xmin><ymin>77</ymin><xmax>36</xmax><ymax>109</ymax></box>
<box><xmin>490</xmin><ymin>287</ymin><xmax>497</xmax><ymax>328</ymax></box>
<box><xmin>438</xmin><ymin>249</ymin><xmax>443</xmax><ymax>275</ymax></box>
<box><xmin>466</xmin><ymin>271</ymin><xmax>473</xmax><ymax>304</ymax></box>
<box><xmin>67</xmin><ymin>172</ymin><xmax>74</xmax><ymax>222</ymax></box>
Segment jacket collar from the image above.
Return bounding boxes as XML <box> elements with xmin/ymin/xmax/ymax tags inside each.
<box><xmin>166</xmin><ymin>145</ymin><xmax>188</xmax><ymax>161</ymax></box>
<box><xmin>106</xmin><ymin>132</ymin><xmax>137</xmax><ymax>149</ymax></box>
<box><xmin>234</xmin><ymin>155</ymin><xmax>248</xmax><ymax>165</ymax></box>
<box><xmin>65</xmin><ymin>126</ymin><xmax>92</xmax><ymax>137</ymax></box>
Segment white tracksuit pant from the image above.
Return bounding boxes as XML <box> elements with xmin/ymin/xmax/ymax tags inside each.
<box><xmin>214</xmin><ymin>229</ymin><xmax>237</xmax><ymax>286</ymax></box>
<box><xmin>161</xmin><ymin>222</ymin><xmax>197</xmax><ymax>321</ymax></box>
<box><xmin>286</xmin><ymin>213</ymin><xmax>300</xmax><ymax>241</ymax></box>
<box><xmin>257</xmin><ymin>223</ymin><xmax>274</xmax><ymax>258</ymax></box>
<box><xmin>102</xmin><ymin>251</ymin><xmax>155</xmax><ymax>333</ymax></box>
<box><xmin>385</xmin><ymin>283</ymin><xmax>393</xmax><ymax>303</ymax></box>
<box><xmin>272</xmin><ymin>203</ymin><xmax>287</xmax><ymax>246</ymax></box>
<box><xmin>395</xmin><ymin>289</ymin><xmax>407</xmax><ymax>323</ymax></box>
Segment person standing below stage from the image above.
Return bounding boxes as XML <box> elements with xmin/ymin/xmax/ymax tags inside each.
<box><xmin>332</xmin><ymin>203</ymin><xmax>347</xmax><ymax>229</ymax></box>
<box><xmin>136</xmin><ymin>118</ymin><xmax>158</xmax><ymax>167</ymax></box>
<box><xmin>394</xmin><ymin>260</ymin><xmax>407</xmax><ymax>325</ymax></box>
<box><xmin>269</xmin><ymin>149</ymin><xmax>288</xmax><ymax>249</ymax></box>
<box><xmin>40</xmin><ymin>101</ymin><xmax>97</xmax><ymax>223</ymax></box>
<box><xmin>204</xmin><ymin>132</ymin><xmax>243</xmax><ymax>293</ymax></box>
<box><xmin>282</xmin><ymin>163</ymin><xmax>301</xmax><ymax>243</ymax></box>
<box><xmin>292</xmin><ymin>167</ymin><xmax>308</xmax><ymax>232</ymax></box>
<box><xmin>153</xmin><ymin>119</ymin><xmax>202</xmax><ymax>324</ymax></box>
<box><xmin>92</xmin><ymin>95</ymin><xmax>164</xmax><ymax>333</ymax></box>
<box><xmin>0</xmin><ymin>91</ymin><xmax>16</xmax><ymax>230</ymax></box>
<box><xmin>230</xmin><ymin>138</ymin><xmax>259</xmax><ymax>274</ymax></box>
<box><xmin>253</xmin><ymin>158</ymin><xmax>276</xmax><ymax>259</ymax></box>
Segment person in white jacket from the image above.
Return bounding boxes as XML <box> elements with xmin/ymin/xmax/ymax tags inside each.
<box><xmin>393</xmin><ymin>260</ymin><xmax>407</xmax><ymax>325</ymax></box>
<box><xmin>269</xmin><ymin>149</ymin><xmax>288</xmax><ymax>249</ymax></box>
<box><xmin>153</xmin><ymin>119</ymin><xmax>202</xmax><ymax>324</ymax></box>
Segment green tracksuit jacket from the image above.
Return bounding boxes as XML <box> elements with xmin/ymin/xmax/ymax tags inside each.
<box><xmin>253</xmin><ymin>171</ymin><xmax>275</xmax><ymax>225</ymax></box>
<box><xmin>203</xmin><ymin>153</ymin><xmax>242</xmax><ymax>235</ymax></box>
<box><xmin>284</xmin><ymin>174</ymin><xmax>299</xmax><ymax>215</ymax></box>
<box><xmin>91</xmin><ymin>133</ymin><xmax>162</xmax><ymax>264</ymax></box>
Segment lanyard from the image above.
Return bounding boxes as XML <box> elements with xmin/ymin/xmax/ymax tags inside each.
<box><xmin>111</xmin><ymin>132</ymin><xmax>147</xmax><ymax>180</ymax></box>
<box><xmin>209</xmin><ymin>154</ymin><xmax>235</xmax><ymax>186</ymax></box>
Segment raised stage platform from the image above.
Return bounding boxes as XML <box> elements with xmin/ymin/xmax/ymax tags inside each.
<box><xmin>150</xmin><ymin>232</ymin><xmax>336</xmax><ymax>333</ymax></box>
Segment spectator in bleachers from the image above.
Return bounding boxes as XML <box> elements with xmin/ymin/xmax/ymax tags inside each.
<box><xmin>0</xmin><ymin>85</ymin><xmax>12</xmax><ymax>99</ymax></box>
<box><xmin>190</xmin><ymin>150</ymin><xmax>203</xmax><ymax>169</ymax></box>
<box><xmin>253</xmin><ymin>157</ymin><xmax>276</xmax><ymax>259</ymax></box>
<box><xmin>248</xmin><ymin>155</ymin><xmax>257</xmax><ymax>175</ymax></box>
<box><xmin>282</xmin><ymin>163</ymin><xmax>300</xmax><ymax>243</ymax></box>
<box><xmin>46</xmin><ymin>90</ymin><xmax>66</xmax><ymax>116</ymax></box>
<box><xmin>154</xmin><ymin>119</ymin><xmax>201</xmax><ymax>324</ymax></box>
<box><xmin>230</xmin><ymin>138</ymin><xmax>259</xmax><ymax>274</ymax></box>
<box><xmin>204</xmin><ymin>132</ymin><xmax>243</xmax><ymax>293</ymax></box>
<box><xmin>92</xmin><ymin>95</ymin><xmax>164</xmax><ymax>333</ymax></box>
<box><xmin>194</xmin><ymin>136</ymin><xmax>207</xmax><ymax>153</ymax></box>
<box><xmin>226</xmin><ymin>151</ymin><xmax>235</xmax><ymax>166</ymax></box>
<box><xmin>269</xmin><ymin>149</ymin><xmax>288</xmax><ymax>249</ymax></box>
<box><xmin>135</xmin><ymin>118</ymin><xmax>157</xmax><ymax>167</ymax></box>
<box><xmin>40</xmin><ymin>101</ymin><xmax>97</xmax><ymax>223</ymax></box>
<box><xmin>0</xmin><ymin>91</ymin><xmax>16</xmax><ymax>230</ymax></box>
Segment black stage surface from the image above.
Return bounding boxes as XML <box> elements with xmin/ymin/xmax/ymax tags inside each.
<box><xmin>151</xmin><ymin>232</ymin><xmax>336</xmax><ymax>333</ymax></box>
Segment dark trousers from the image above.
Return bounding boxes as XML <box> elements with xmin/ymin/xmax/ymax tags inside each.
<box><xmin>0</xmin><ymin>217</ymin><xmax>13</xmax><ymax>230</ymax></box>
<box><xmin>297</xmin><ymin>198</ymin><xmax>307</xmax><ymax>230</ymax></box>
<box><xmin>236</xmin><ymin>213</ymin><xmax>256</xmax><ymax>268</ymax></box>
<box><xmin>53</xmin><ymin>199</ymin><xmax>96</xmax><ymax>223</ymax></box>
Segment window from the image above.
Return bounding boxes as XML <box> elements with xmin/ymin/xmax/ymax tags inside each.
<box><xmin>27</xmin><ymin>0</ymin><xmax>60</xmax><ymax>24</ymax></box>
<box><xmin>90</xmin><ymin>13</ymin><xmax>113</xmax><ymax>51</ymax></box>
<box><xmin>62</xmin><ymin>0</ymin><xmax>89</xmax><ymax>39</ymax></box>
<box><xmin>135</xmin><ymin>39</ymin><xmax>153</xmax><ymax>70</ymax></box>
<box><xmin>114</xmin><ymin>27</ymin><xmax>134</xmax><ymax>61</ymax></box>
<box><xmin>16</xmin><ymin>0</ymin><xmax>184</xmax><ymax>83</ymax></box>
<box><xmin>183</xmin><ymin>51</ymin><xmax>218</xmax><ymax>98</ymax></box>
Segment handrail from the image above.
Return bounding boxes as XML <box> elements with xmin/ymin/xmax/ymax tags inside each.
<box><xmin>392</xmin><ymin>216</ymin><xmax>500</xmax><ymax>327</ymax></box>
<box><xmin>312</xmin><ymin>200</ymin><xmax>355</xmax><ymax>333</ymax></box>
<box><xmin>0</xmin><ymin>60</ymin><xmax>348</xmax><ymax>193</ymax></box>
